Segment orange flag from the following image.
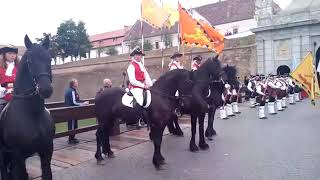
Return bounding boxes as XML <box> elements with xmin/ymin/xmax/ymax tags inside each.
<box><xmin>178</xmin><ymin>3</ymin><xmax>224</xmax><ymax>54</ymax></box>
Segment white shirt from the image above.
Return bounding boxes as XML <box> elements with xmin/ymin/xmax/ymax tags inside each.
<box><xmin>256</xmin><ymin>82</ymin><xmax>265</xmax><ymax>96</ymax></box>
<box><xmin>5</xmin><ymin>61</ymin><xmax>15</xmax><ymax>76</ymax></box>
<box><xmin>169</xmin><ymin>60</ymin><xmax>183</xmax><ymax>71</ymax></box>
<box><xmin>267</xmin><ymin>80</ymin><xmax>279</xmax><ymax>89</ymax></box>
<box><xmin>247</xmin><ymin>80</ymin><xmax>255</xmax><ymax>92</ymax></box>
<box><xmin>127</xmin><ymin>59</ymin><xmax>152</xmax><ymax>88</ymax></box>
<box><xmin>286</xmin><ymin>78</ymin><xmax>295</xmax><ymax>87</ymax></box>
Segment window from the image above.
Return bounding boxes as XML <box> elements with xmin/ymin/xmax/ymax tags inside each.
<box><xmin>155</xmin><ymin>42</ymin><xmax>159</xmax><ymax>49</ymax></box>
<box><xmin>233</xmin><ymin>27</ymin><xmax>238</xmax><ymax>34</ymax></box>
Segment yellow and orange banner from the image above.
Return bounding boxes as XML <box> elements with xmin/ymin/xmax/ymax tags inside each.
<box><xmin>291</xmin><ymin>52</ymin><xmax>318</xmax><ymax>104</ymax></box>
<box><xmin>141</xmin><ymin>0</ymin><xmax>169</xmax><ymax>29</ymax></box>
<box><xmin>178</xmin><ymin>3</ymin><xmax>224</xmax><ymax>54</ymax></box>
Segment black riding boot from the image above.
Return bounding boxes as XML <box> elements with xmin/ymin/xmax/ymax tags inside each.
<box><xmin>133</xmin><ymin>103</ymin><xmax>144</xmax><ymax>129</ymax></box>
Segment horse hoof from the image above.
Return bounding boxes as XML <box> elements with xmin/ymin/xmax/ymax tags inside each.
<box><xmin>155</xmin><ymin>164</ymin><xmax>164</xmax><ymax>171</ymax></box>
<box><xmin>199</xmin><ymin>143</ymin><xmax>210</xmax><ymax>150</ymax></box>
<box><xmin>160</xmin><ymin>159</ymin><xmax>166</xmax><ymax>165</ymax></box>
<box><xmin>96</xmin><ymin>157</ymin><xmax>106</xmax><ymax>166</ymax></box>
<box><xmin>205</xmin><ymin>130</ymin><xmax>217</xmax><ymax>138</ymax></box>
<box><xmin>97</xmin><ymin>160</ymin><xmax>107</xmax><ymax>166</ymax></box>
<box><xmin>207</xmin><ymin>136</ymin><xmax>213</xmax><ymax>141</ymax></box>
<box><xmin>189</xmin><ymin>144</ymin><xmax>199</xmax><ymax>152</ymax></box>
<box><xmin>108</xmin><ymin>152</ymin><xmax>115</xmax><ymax>158</ymax></box>
<box><xmin>153</xmin><ymin>159</ymin><xmax>165</xmax><ymax>170</ymax></box>
<box><xmin>173</xmin><ymin>131</ymin><xmax>184</xmax><ymax>137</ymax></box>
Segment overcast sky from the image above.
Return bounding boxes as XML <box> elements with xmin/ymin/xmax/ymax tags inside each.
<box><xmin>0</xmin><ymin>0</ymin><xmax>292</xmax><ymax>46</ymax></box>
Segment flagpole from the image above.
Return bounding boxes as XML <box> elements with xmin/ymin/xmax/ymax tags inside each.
<box><xmin>140</xmin><ymin>1</ymin><xmax>145</xmax><ymax>65</ymax></box>
<box><xmin>177</xmin><ymin>1</ymin><xmax>180</xmax><ymax>53</ymax></box>
<box><xmin>160</xmin><ymin>0</ymin><xmax>164</xmax><ymax>70</ymax></box>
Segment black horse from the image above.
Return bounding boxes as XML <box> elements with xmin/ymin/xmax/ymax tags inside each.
<box><xmin>167</xmin><ymin>64</ymin><xmax>237</xmax><ymax>148</ymax></box>
<box><xmin>0</xmin><ymin>35</ymin><xmax>54</xmax><ymax>180</ymax></box>
<box><xmin>94</xmin><ymin>69</ymin><xmax>194</xmax><ymax>169</ymax></box>
<box><xmin>205</xmin><ymin>65</ymin><xmax>239</xmax><ymax>140</ymax></box>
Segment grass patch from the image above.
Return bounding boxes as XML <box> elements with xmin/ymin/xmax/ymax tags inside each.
<box><xmin>55</xmin><ymin>118</ymin><xmax>97</xmax><ymax>133</ymax></box>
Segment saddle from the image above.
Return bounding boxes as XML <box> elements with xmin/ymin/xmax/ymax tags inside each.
<box><xmin>122</xmin><ymin>89</ymin><xmax>148</xmax><ymax>108</ymax></box>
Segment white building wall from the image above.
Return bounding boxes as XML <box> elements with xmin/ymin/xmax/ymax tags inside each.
<box><xmin>216</xmin><ymin>19</ymin><xmax>257</xmax><ymax>38</ymax></box>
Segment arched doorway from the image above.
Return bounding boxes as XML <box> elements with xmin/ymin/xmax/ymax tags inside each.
<box><xmin>316</xmin><ymin>47</ymin><xmax>320</xmax><ymax>86</ymax></box>
<box><xmin>277</xmin><ymin>65</ymin><xmax>291</xmax><ymax>76</ymax></box>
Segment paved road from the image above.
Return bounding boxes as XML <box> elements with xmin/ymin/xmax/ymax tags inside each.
<box><xmin>52</xmin><ymin>100</ymin><xmax>320</xmax><ymax>180</ymax></box>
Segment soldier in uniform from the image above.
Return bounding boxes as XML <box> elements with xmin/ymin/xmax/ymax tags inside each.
<box><xmin>286</xmin><ymin>76</ymin><xmax>296</xmax><ymax>104</ymax></box>
<box><xmin>168</xmin><ymin>52</ymin><xmax>183</xmax><ymax>70</ymax></box>
<box><xmin>247</xmin><ymin>75</ymin><xmax>258</xmax><ymax>108</ymax></box>
<box><xmin>191</xmin><ymin>55</ymin><xmax>202</xmax><ymax>71</ymax></box>
<box><xmin>275</xmin><ymin>75</ymin><xmax>286</xmax><ymax>111</ymax></box>
<box><xmin>220</xmin><ymin>92</ymin><xmax>228</xmax><ymax>120</ymax></box>
<box><xmin>294</xmin><ymin>84</ymin><xmax>302</xmax><ymax>102</ymax></box>
<box><xmin>256</xmin><ymin>75</ymin><xmax>267</xmax><ymax>119</ymax></box>
<box><xmin>127</xmin><ymin>47</ymin><xmax>153</xmax><ymax>128</ymax></box>
<box><xmin>223</xmin><ymin>83</ymin><xmax>235</xmax><ymax>117</ymax></box>
<box><xmin>266</xmin><ymin>74</ymin><xmax>279</xmax><ymax>115</ymax></box>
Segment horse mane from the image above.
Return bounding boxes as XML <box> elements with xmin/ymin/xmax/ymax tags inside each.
<box><xmin>21</xmin><ymin>44</ymin><xmax>51</xmax><ymax>63</ymax></box>
<box><xmin>200</xmin><ymin>56</ymin><xmax>221</xmax><ymax>70</ymax></box>
<box><xmin>222</xmin><ymin>65</ymin><xmax>237</xmax><ymax>79</ymax></box>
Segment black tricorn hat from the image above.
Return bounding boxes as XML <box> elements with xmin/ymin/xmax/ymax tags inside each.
<box><xmin>193</xmin><ymin>55</ymin><xmax>202</xmax><ymax>61</ymax></box>
<box><xmin>130</xmin><ymin>47</ymin><xmax>145</xmax><ymax>57</ymax></box>
<box><xmin>171</xmin><ymin>52</ymin><xmax>183</xmax><ymax>59</ymax></box>
<box><xmin>0</xmin><ymin>45</ymin><xmax>18</xmax><ymax>54</ymax></box>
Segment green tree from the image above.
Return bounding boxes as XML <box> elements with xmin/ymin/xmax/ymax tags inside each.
<box><xmin>128</xmin><ymin>40</ymin><xmax>141</xmax><ymax>51</ymax></box>
<box><xmin>74</xmin><ymin>21</ymin><xmax>92</xmax><ymax>60</ymax></box>
<box><xmin>143</xmin><ymin>40</ymin><xmax>153</xmax><ymax>51</ymax></box>
<box><xmin>127</xmin><ymin>39</ymin><xmax>153</xmax><ymax>52</ymax></box>
<box><xmin>56</xmin><ymin>19</ymin><xmax>92</xmax><ymax>61</ymax></box>
<box><xmin>56</xmin><ymin>19</ymin><xmax>77</xmax><ymax>61</ymax></box>
<box><xmin>104</xmin><ymin>46</ymin><xmax>119</xmax><ymax>56</ymax></box>
<box><xmin>163</xmin><ymin>33</ymin><xmax>172</xmax><ymax>48</ymax></box>
<box><xmin>36</xmin><ymin>33</ymin><xmax>62</xmax><ymax>65</ymax></box>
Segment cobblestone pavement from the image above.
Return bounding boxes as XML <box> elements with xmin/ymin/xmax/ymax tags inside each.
<box><xmin>32</xmin><ymin>100</ymin><xmax>320</xmax><ymax>180</ymax></box>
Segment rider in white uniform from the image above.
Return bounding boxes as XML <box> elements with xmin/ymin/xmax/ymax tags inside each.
<box><xmin>169</xmin><ymin>52</ymin><xmax>183</xmax><ymax>70</ymax></box>
<box><xmin>127</xmin><ymin>47</ymin><xmax>153</xmax><ymax>128</ymax></box>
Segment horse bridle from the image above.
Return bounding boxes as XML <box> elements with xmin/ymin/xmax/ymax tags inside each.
<box><xmin>13</xmin><ymin>54</ymin><xmax>52</xmax><ymax>98</ymax></box>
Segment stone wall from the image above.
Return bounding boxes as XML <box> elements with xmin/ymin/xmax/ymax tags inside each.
<box><xmin>48</xmin><ymin>35</ymin><xmax>256</xmax><ymax>102</ymax></box>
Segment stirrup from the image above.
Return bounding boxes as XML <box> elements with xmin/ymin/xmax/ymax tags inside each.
<box><xmin>174</xmin><ymin>108</ymin><xmax>182</xmax><ymax>117</ymax></box>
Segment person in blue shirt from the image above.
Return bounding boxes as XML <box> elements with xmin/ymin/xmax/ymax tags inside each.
<box><xmin>64</xmin><ymin>78</ymin><xmax>89</xmax><ymax>144</ymax></box>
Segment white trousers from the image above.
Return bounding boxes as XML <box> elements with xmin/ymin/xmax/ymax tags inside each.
<box><xmin>130</xmin><ymin>88</ymin><xmax>152</xmax><ymax>108</ymax></box>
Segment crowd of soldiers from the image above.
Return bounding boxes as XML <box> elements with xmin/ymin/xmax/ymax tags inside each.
<box><xmin>246</xmin><ymin>74</ymin><xmax>303</xmax><ymax>119</ymax></box>
<box><xmin>219</xmin><ymin>73</ymin><xmax>303</xmax><ymax>120</ymax></box>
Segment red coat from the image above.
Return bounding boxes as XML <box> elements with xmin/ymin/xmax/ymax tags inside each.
<box><xmin>0</xmin><ymin>65</ymin><xmax>18</xmax><ymax>101</ymax></box>
<box><xmin>129</xmin><ymin>61</ymin><xmax>145</xmax><ymax>89</ymax></box>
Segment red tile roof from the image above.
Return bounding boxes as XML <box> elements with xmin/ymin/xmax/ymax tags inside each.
<box><xmin>90</xmin><ymin>27</ymin><xmax>131</xmax><ymax>49</ymax></box>
<box><xmin>91</xmin><ymin>37</ymin><xmax>125</xmax><ymax>49</ymax></box>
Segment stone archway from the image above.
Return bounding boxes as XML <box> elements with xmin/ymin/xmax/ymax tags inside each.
<box><xmin>316</xmin><ymin>47</ymin><xmax>320</xmax><ymax>68</ymax></box>
<box><xmin>316</xmin><ymin>47</ymin><xmax>320</xmax><ymax>86</ymax></box>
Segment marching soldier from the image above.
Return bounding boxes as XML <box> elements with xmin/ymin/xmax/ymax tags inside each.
<box><xmin>224</xmin><ymin>83</ymin><xmax>235</xmax><ymax>117</ymax></box>
<box><xmin>191</xmin><ymin>55</ymin><xmax>202</xmax><ymax>71</ymax></box>
<box><xmin>247</xmin><ymin>75</ymin><xmax>258</xmax><ymax>108</ymax></box>
<box><xmin>168</xmin><ymin>52</ymin><xmax>183</xmax><ymax>70</ymax></box>
<box><xmin>256</xmin><ymin>75</ymin><xmax>267</xmax><ymax>119</ymax></box>
<box><xmin>275</xmin><ymin>76</ymin><xmax>286</xmax><ymax>111</ymax></box>
<box><xmin>279</xmin><ymin>75</ymin><xmax>288</xmax><ymax>108</ymax></box>
<box><xmin>294</xmin><ymin>84</ymin><xmax>302</xmax><ymax>102</ymax></box>
<box><xmin>220</xmin><ymin>92</ymin><xmax>228</xmax><ymax>120</ymax></box>
<box><xmin>266</xmin><ymin>74</ymin><xmax>279</xmax><ymax>115</ymax></box>
<box><xmin>286</xmin><ymin>76</ymin><xmax>296</xmax><ymax>104</ymax></box>
<box><xmin>127</xmin><ymin>47</ymin><xmax>153</xmax><ymax>128</ymax></box>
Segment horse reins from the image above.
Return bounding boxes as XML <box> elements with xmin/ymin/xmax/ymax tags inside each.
<box><xmin>12</xmin><ymin>54</ymin><xmax>52</xmax><ymax>99</ymax></box>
